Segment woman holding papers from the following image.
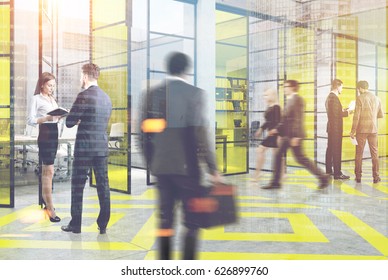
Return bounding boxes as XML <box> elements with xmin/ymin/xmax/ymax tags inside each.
<box><xmin>27</xmin><ymin>72</ymin><xmax>61</xmax><ymax>222</ymax></box>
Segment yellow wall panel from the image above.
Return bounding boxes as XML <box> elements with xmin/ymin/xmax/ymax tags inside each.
<box><xmin>336</xmin><ymin>37</ymin><xmax>356</xmax><ymax>64</ymax></box>
<box><xmin>0</xmin><ymin>6</ymin><xmax>10</xmax><ymax>55</ymax></box>
<box><xmin>0</xmin><ymin>59</ymin><xmax>10</xmax><ymax>105</ymax></box>
<box><xmin>303</xmin><ymin>113</ymin><xmax>315</xmax><ymax>140</ymax></box>
<box><xmin>99</xmin><ymin>69</ymin><xmax>128</xmax><ymax>108</ymax></box>
<box><xmin>298</xmin><ymin>83</ymin><xmax>315</xmax><ymax>112</ymax></box>
<box><xmin>377</xmin><ymin>69</ymin><xmax>387</xmax><ymax>91</ymax></box>
<box><xmin>336</xmin><ymin>62</ymin><xmax>356</xmax><ymax>87</ymax></box>
<box><xmin>93</xmin><ymin>0</ymin><xmax>126</xmax><ymax>29</ymax></box>
<box><xmin>378</xmin><ymin>135</ymin><xmax>387</xmax><ymax>157</ymax></box>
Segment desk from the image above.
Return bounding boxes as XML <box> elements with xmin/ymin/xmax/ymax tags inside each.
<box><xmin>216</xmin><ymin>135</ymin><xmax>227</xmax><ymax>173</ymax></box>
<box><xmin>15</xmin><ymin>135</ymin><xmax>74</xmax><ymax>175</ymax></box>
<box><xmin>15</xmin><ymin>135</ymin><xmax>75</xmax><ymax>206</ymax></box>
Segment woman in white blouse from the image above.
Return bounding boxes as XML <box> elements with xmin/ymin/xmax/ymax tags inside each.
<box><xmin>27</xmin><ymin>72</ymin><xmax>61</xmax><ymax>222</ymax></box>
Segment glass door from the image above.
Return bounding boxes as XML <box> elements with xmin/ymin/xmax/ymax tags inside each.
<box><xmin>215</xmin><ymin>8</ymin><xmax>248</xmax><ymax>175</ymax></box>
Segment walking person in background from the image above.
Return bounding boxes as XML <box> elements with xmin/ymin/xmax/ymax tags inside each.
<box><xmin>27</xmin><ymin>72</ymin><xmax>61</xmax><ymax>223</ymax></box>
<box><xmin>325</xmin><ymin>79</ymin><xmax>352</xmax><ymax>180</ymax></box>
<box><xmin>61</xmin><ymin>63</ymin><xmax>112</xmax><ymax>234</ymax></box>
<box><xmin>350</xmin><ymin>80</ymin><xmax>384</xmax><ymax>183</ymax></box>
<box><xmin>253</xmin><ymin>88</ymin><xmax>282</xmax><ymax>181</ymax></box>
<box><xmin>262</xmin><ymin>80</ymin><xmax>329</xmax><ymax>190</ymax></box>
<box><xmin>141</xmin><ymin>52</ymin><xmax>221</xmax><ymax>259</ymax></box>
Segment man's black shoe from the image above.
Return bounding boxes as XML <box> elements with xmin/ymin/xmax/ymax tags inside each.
<box><xmin>373</xmin><ymin>177</ymin><xmax>381</xmax><ymax>184</ymax></box>
<box><xmin>319</xmin><ymin>174</ymin><xmax>330</xmax><ymax>189</ymax></box>
<box><xmin>334</xmin><ymin>174</ymin><xmax>350</xmax><ymax>180</ymax></box>
<box><xmin>261</xmin><ymin>185</ymin><xmax>281</xmax><ymax>190</ymax></box>
<box><xmin>99</xmin><ymin>227</ymin><xmax>106</xmax><ymax>234</ymax></box>
<box><xmin>61</xmin><ymin>225</ymin><xmax>81</xmax><ymax>234</ymax></box>
<box><xmin>355</xmin><ymin>178</ymin><xmax>361</xmax><ymax>183</ymax></box>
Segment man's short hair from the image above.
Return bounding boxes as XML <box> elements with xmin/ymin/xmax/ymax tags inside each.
<box><xmin>166</xmin><ymin>52</ymin><xmax>191</xmax><ymax>75</ymax></box>
<box><xmin>357</xmin><ymin>80</ymin><xmax>369</xmax><ymax>90</ymax></box>
<box><xmin>331</xmin><ymin>79</ymin><xmax>343</xmax><ymax>90</ymax></box>
<box><xmin>82</xmin><ymin>63</ymin><xmax>100</xmax><ymax>80</ymax></box>
<box><xmin>284</xmin><ymin>80</ymin><xmax>299</xmax><ymax>92</ymax></box>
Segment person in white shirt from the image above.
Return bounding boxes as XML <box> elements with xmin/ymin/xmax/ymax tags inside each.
<box><xmin>27</xmin><ymin>72</ymin><xmax>61</xmax><ymax>222</ymax></box>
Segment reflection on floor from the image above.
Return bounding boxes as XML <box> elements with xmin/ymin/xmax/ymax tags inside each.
<box><xmin>0</xmin><ymin>160</ymin><xmax>387</xmax><ymax>260</ymax></box>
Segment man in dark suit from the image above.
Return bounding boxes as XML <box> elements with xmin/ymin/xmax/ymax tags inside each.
<box><xmin>262</xmin><ymin>80</ymin><xmax>329</xmax><ymax>189</ymax></box>
<box><xmin>61</xmin><ymin>63</ymin><xmax>112</xmax><ymax>234</ymax></box>
<box><xmin>325</xmin><ymin>79</ymin><xmax>351</xmax><ymax>179</ymax></box>
<box><xmin>141</xmin><ymin>52</ymin><xmax>221</xmax><ymax>259</ymax></box>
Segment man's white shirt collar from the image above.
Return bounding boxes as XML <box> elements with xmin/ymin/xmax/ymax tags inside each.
<box><xmin>166</xmin><ymin>75</ymin><xmax>187</xmax><ymax>83</ymax></box>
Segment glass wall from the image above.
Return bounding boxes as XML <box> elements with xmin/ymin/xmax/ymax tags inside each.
<box><xmin>0</xmin><ymin>0</ymin><xmax>13</xmax><ymax>207</ymax></box>
<box><xmin>131</xmin><ymin>0</ymin><xmax>196</xmax><ymax>184</ymax></box>
<box><xmin>248</xmin><ymin>0</ymin><xmax>387</xmax><ymax>174</ymax></box>
<box><xmin>215</xmin><ymin>9</ymin><xmax>248</xmax><ymax>175</ymax></box>
<box><xmin>92</xmin><ymin>0</ymin><xmax>130</xmax><ymax>193</ymax></box>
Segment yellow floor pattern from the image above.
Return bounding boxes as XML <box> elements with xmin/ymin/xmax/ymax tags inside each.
<box><xmin>0</xmin><ymin>160</ymin><xmax>387</xmax><ymax>260</ymax></box>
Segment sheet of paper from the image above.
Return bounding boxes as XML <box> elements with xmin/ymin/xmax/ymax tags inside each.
<box><xmin>350</xmin><ymin>137</ymin><xmax>358</xmax><ymax>145</ymax></box>
<box><xmin>348</xmin><ymin>100</ymin><xmax>356</xmax><ymax>111</ymax></box>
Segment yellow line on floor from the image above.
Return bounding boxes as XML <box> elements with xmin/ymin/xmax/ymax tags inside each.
<box><xmin>237</xmin><ymin>202</ymin><xmax>318</xmax><ymax>208</ymax></box>
<box><xmin>87</xmin><ymin>189</ymin><xmax>157</xmax><ymax>201</ymax></box>
<box><xmin>331</xmin><ymin>209</ymin><xmax>388</xmax><ymax>256</ymax></box>
<box><xmin>130</xmin><ymin>211</ymin><xmax>157</xmax><ymax>250</ymax></box>
<box><xmin>54</xmin><ymin>204</ymin><xmax>156</xmax><ymax>209</ymax></box>
<box><xmin>201</xmin><ymin>212</ymin><xmax>328</xmax><ymax>243</ymax></box>
<box><xmin>0</xmin><ymin>205</ymin><xmax>40</xmax><ymax>227</ymax></box>
<box><xmin>335</xmin><ymin>183</ymin><xmax>369</xmax><ymax>197</ymax></box>
<box><xmin>144</xmin><ymin>251</ymin><xmax>387</xmax><ymax>260</ymax></box>
<box><xmin>368</xmin><ymin>183</ymin><xmax>388</xmax><ymax>195</ymax></box>
<box><xmin>0</xmin><ymin>239</ymin><xmax>144</xmax><ymax>251</ymax></box>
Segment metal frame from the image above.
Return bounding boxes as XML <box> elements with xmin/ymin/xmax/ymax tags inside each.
<box><xmin>0</xmin><ymin>0</ymin><xmax>14</xmax><ymax>208</ymax></box>
<box><xmin>145</xmin><ymin>0</ymin><xmax>197</xmax><ymax>185</ymax></box>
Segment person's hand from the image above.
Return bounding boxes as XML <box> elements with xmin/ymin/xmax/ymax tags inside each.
<box><xmin>290</xmin><ymin>137</ymin><xmax>301</xmax><ymax>147</ymax></box>
<box><xmin>350</xmin><ymin>132</ymin><xmax>355</xmax><ymax>139</ymax></box>
<box><xmin>276</xmin><ymin>136</ymin><xmax>282</xmax><ymax>147</ymax></box>
<box><xmin>254</xmin><ymin>129</ymin><xmax>261</xmax><ymax>138</ymax></box>
<box><xmin>268</xmin><ymin>129</ymin><xmax>277</xmax><ymax>136</ymax></box>
<box><xmin>348</xmin><ymin>109</ymin><xmax>354</xmax><ymax>114</ymax></box>
<box><xmin>210</xmin><ymin>171</ymin><xmax>223</xmax><ymax>184</ymax></box>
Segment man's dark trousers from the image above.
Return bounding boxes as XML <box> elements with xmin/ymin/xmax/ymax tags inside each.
<box><xmin>69</xmin><ymin>155</ymin><xmax>110</xmax><ymax>230</ymax></box>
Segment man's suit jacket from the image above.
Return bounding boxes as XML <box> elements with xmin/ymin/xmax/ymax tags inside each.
<box><xmin>66</xmin><ymin>85</ymin><xmax>112</xmax><ymax>157</ymax></box>
<box><xmin>325</xmin><ymin>92</ymin><xmax>348</xmax><ymax>134</ymax></box>
<box><xmin>351</xmin><ymin>91</ymin><xmax>383</xmax><ymax>134</ymax></box>
<box><xmin>142</xmin><ymin>78</ymin><xmax>217</xmax><ymax>177</ymax></box>
<box><xmin>277</xmin><ymin>93</ymin><xmax>305</xmax><ymax>139</ymax></box>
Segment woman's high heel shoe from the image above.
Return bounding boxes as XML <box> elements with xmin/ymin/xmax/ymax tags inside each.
<box><xmin>44</xmin><ymin>207</ymin><xmax>61</xmax><ymax>223</ymax></box>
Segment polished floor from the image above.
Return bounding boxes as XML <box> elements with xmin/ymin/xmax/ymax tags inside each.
<box><xmin>0</xmin><ymin>159</ymin><xmax>387</xmax><ymax>260</ymax></box>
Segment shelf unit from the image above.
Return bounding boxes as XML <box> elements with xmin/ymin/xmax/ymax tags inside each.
<box><xmin>215</xmin><ymin>77</ymin><xmax>248</xmax><ymax>146</ymax></box>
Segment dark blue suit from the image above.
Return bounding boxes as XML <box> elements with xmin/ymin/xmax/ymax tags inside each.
<box><xmin>142</xmin><ymin>78</ymin><xmax>217</xmax><ymax>259</ymax></box>
<box><xmin>66</xmin><ymin>85</ymin><xmax>112</xmax><ymax>230</ymax></box>
<box><xmin>325</xmin><ymin>92</ymin><xmax>348</xmax><ymax>176</ymax></box>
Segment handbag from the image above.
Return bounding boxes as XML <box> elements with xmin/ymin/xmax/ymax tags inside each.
<box><xmin>187</xmin><ymin>182</ymin><xmax>237</xmax><ymax>228</ymax></box>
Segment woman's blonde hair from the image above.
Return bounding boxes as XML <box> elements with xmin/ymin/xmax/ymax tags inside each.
<box><xmin>264</xmin><ymin>88</ymin><xmax>279</xmax><ymax>105</ymax></box>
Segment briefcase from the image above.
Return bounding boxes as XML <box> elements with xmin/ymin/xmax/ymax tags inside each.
<box><xmin>187</xmin><ymin>183</ymin><xmax>237</xmax><ymax>228</ymax></box>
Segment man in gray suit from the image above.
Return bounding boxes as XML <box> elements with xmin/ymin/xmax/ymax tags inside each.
<box><xmin>141</xmin><ymin>52</ymin><xmax>221</xmax><ymax>259</ymax></box>
<box><xmin>350</xmin><ymin>80</ymin><xmax>383</xmax><ymax>183</ymax></box>
<box><xmin>262</xmin><ymin>80</ymin><xmax>329</xmax><ymax>190</ymax></box>
<box><xmin>61</xmin><ymin>63</ymin><xmax>112</xmax><ymax>234</ymax></box>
